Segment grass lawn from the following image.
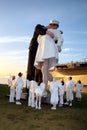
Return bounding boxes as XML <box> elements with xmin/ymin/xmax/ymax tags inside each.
<box><xmin>0</xmin><ymin>84</ymin><xmax>87</xmax><ymax>130</ymax></box>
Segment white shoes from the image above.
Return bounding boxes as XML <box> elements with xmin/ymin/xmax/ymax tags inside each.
<box><xmin>38</xmin><ymin>107</ymin><xmax>41</xmax><ymax>110</ymax></box>
<box><xmin>16</xmin><ymin>101</ymin><xmax>22</xmax><ymax>105</ymax></box>
<box><xmin>64</xmin><ymin>102</ymin><xmax>72</xmax><ymax>106</ymax></box>
<box><xmin>36</xmin><ymin>106</ymin><xmax>41</xmax><ymax>110</ymax></box>
<box><xmin>69</xmin><ymin>103</ymin><xmax>72</xmax><ymax>107</ymax></box>
<box><xmin>64</xmin><ymin>102</ymin><xmax>69</xmax><ymax>105</ymax></box>
<box><xmin>51</xmin><ymin>106</ymin><xmax>56</xmax><ymax>110</ymax></box>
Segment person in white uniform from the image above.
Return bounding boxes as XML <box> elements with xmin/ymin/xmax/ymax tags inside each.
<box><xmin>58</xmin><ymin>79</ymin><xmax>65</xmax><ymax>107</ymax></box>
<box><xmin>15</xmin><ymin>72</ymin><xmax>24</xmax><ymax>105</ymax></box>
<box><xmin>65</xmin><ymin>77</ymin><xmax>75</xmax><ymax>106</ymax></box>
<box><xmin>49</xmin><ymin>78</ymin><xmax>59</xmax><ymax>110</ymax></box>
<box><xmin>35</xmin><ymin>80</ymin><xmax>45</xmax><ymax>109</ymax></box>
<box><xmin>8</xmin><ymin>76</ymin><xmax>16</xmax><ymax>103</ymax></box>
<box><xmin>76</xmin><ymin>80</ymin><xmax>83</xmax><ymax>101</ymax></box>
<box><xmin>34</xmin><ymin>20</ymin><xmax>64</xmax><ymax>94</ymax></box>
<box><xmin>28</xmin><ymin>80</ymin><xmax>37</xmax><ymax>107</ymax></box>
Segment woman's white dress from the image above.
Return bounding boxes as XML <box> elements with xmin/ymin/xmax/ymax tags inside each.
<box><xmin>28</xmin><ymin>80</ymin><xmax>37</xmax><ymax>107</ymax></box>
<box><xmin>16</xmin><ymin>77</ymin><xmax>24</xmax><ymax>100</ymax></box>
<box><xmin>49</xmin><ymin>81</ymin><xmax>59</xmax><ymax>105</ymax></box>
<box><xmin>34</xmin><ymin>29</ymin><xmax>63</xmax><ymax>70</ymax></box>
<box><xmin>76</xmin><ymin>83</ymin><xmax>83</xmax><ymax>98</ymax></box>
<box><xmin>9</xmin><ymin>80</ymin><xmax>16</xmax><ymax>102</ymax></box>
<box><xmin>65</xmin><ymin>80</ymin><xmax>75</xmax><ymax>101</ymax></box>
<box><xmin>35</xmin><ymin>82</ymin><xmax>45</xmax><ymax>96</ymax></box>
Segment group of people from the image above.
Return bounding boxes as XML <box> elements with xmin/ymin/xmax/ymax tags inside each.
<box><xmin>8</xmin><ymin>19</ymin><xmax>83</xmax><ymax>110</ymax></box>
<box><xmin>8</xmin><ymin>72</ymin><xmax>24</xmax><ymax>105</ymax></box>
<box><xmin>26</xmin><ymin>76</ymin><xmax>83</xmax><ymax>110</ymax></box>
<box><xmin>8</xmin><ymin>73</ymin><xmax>83</xmax><ymax>110</ymax></box>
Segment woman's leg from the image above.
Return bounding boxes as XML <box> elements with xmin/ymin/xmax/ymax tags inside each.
<box><xmin>41</xmin><ymin>59</ymin><xmax>49</xmax><ymax>87</ymax></box>
<box><xmin>35</xmin><ymin>95</ymin><xmax>38</xmax><ymax>109</ymax></box>
<box><xmin>38</xmin><ymin>96</ymin><xmax>41</xmax><ymax>109</ymax></box>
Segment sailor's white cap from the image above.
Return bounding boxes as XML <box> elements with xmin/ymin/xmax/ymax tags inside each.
<box><xmin>50</xmin><ymin>20</ymin><xmax>59</xmax><ymax>25</ymax></box>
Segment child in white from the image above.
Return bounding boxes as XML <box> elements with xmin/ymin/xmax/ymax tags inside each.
<box><xmin>15</xmin><ymin>72</ymin><xmax>24</xmax><ymax>105</ymax></box>
<box><xmin>58</xmin><ymin>79</ymin><xmax>65</xmax><ymax>107</ymax></box>
<box><xmin>35</xmin><ymin>81</ymin><xmax>45</xmax><ymax>109</ymax></box>
<box><xmin>49</xmin><ymin>78</ymin><xmax>59</xmax><ymax>110</ymax></box>
<box><xmin>9</xmin><ymin>76</ymin><xmax>16</xmax><ymax>102</ymax></box>
<box><xmin>28</xmin><ymin>80</ymin><xmax>37</xmax><ymax>107</ymax></box>
<box><xmin>76</xmin><ymin>80</ymin><xmax>83</xmax><ymax>101</ymax></box>
<box><xmin>65</xmin><ymin>77</ymin><xmax>75</xmax><ymax>106</ymax></box>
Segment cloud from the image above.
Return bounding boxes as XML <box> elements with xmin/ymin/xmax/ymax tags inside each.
<box><xmin>0</xmin><ymin>49</ymin><xmax>28</xmax><ymax>56</ymax></box>
<box><xmin>6</xmin><ymin>50</ymin><xmax>27</xmax><ymax>55</ymax></box>
<box><xmin>65</xmin><ymin>30</ymin><xmax>87</xmax><ymax>35</ymax></box>
<box><xmin>0</xmin><ymin>36</ymin><xmax>31</xmax><ymax>43</ymax></box>
<box><xmin>63</xmin><ymin>48</ymin><xmax>71</xmax><ymax>52</ymax></box>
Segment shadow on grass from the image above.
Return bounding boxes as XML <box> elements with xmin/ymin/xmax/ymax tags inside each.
<box><xmin>72</xmin><ymin>93</ymin><xmax>87</xmax><ymax>108</ymax></box>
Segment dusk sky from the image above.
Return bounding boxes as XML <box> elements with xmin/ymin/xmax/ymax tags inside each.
<box><xmin>0</xmin><ymin>0</ymin><xmax>87</xmax><ymax>78</ymax></box>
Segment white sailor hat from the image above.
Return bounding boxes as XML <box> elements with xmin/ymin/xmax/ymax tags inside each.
<box><xmin>50</xmin><ymin>20</ymin><xmax>59</xmax><ymax>25</ymax></box>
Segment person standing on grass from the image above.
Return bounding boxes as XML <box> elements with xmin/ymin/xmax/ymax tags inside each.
<box><xmin>8</xmin><ymin>76</ymin><xmax>16</xmax><ymax>103</ymax></box>
<box><xmin>65</xmin><ymin>77</ymin><xmax>75</xmax><ymax>106</ymax></box>
<box><xmin>49</xmin><ymin>78</ymin><xmax>59</xmax><ymax>110</ymax></box>
<box><xmin>28</xmin><ymin>80</ymin><xmax>37</xmax><ymax>107</ymax></box>
<box><xmin>15</xmin><ymin>72</ymin><xmax>24</xmax><ymax>105</ymax></box>
<box><xmin>58</xmin><ymin>79</ymin><xmax>65</xmax><ymax>107</ymax></box>
<box><xmin>76</xmin><ymin>80</ymin><xmax>83</xmax><ymax>101</ymax></box>
<box><xmin>35</xmin><ymin>80</ymin><xmax>45</xmax><ymax>110</ymax></box>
